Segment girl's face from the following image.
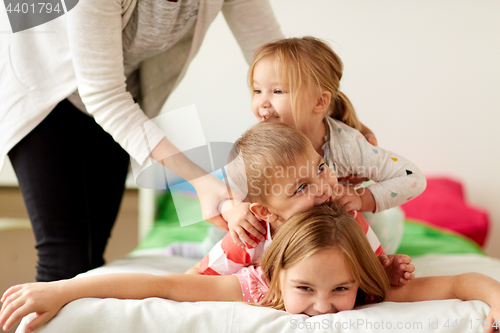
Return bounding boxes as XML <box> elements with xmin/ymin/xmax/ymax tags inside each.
<box><xmin>279</xmin><ymin>247</ymin><xmax>359</xmax><ymax>316</ymax></box>
<box><xmin>251</xmin><ymin>56</ymin><xmax>294</xmax><ymax>126</ymax></box>
<box><xmin>251</xmin><ymin>57</ymin><xmax>317</xmax><ymax>128</ymax></box>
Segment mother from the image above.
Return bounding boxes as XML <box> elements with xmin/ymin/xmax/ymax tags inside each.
<box><xmin>0</xmin><ymin>0</ymin><xmax>282</xmax><ymax>282</ymax></box>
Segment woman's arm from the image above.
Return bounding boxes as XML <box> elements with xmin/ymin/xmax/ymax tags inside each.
<box><xmin>150</xmin><ymin>138</ymin><xmax>236</xmax><ymax>229</ymax></box>
<box><xmin>0</xmin><ymin>273</ymin><xmax>242</xmax><ymax>332</ymax></box>
<box><xmin>222</xmin><ymin>0</ymin><xmax>284</xmax><ymax>64</ymax></box>
<box><xmin>67</xmin><ymin>1</ymin><xmax>234</xmax><ymax>228</ymax></box>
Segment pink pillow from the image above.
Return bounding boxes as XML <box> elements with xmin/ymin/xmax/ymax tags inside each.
<box><xmin>400</xmin><ymin>177</ymin><xmax>490</xmax><ymax>246</ymax></box>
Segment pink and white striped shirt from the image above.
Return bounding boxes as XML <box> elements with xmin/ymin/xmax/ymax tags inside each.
<box><xmin>199</xmin><ymin>211</ymin><xmax>384</xmax><ymax>276</ymax></box>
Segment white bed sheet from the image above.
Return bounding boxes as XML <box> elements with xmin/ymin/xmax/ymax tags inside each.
<box><xmin>17</xmin><ymin>251</ymin><xmax>500</xmax><ymax>333</ymax></box>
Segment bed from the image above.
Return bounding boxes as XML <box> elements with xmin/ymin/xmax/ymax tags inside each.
<box><xmin>17</xmin><ymin>177</ymin><xmax>499</xmax><ymax>333</ymax></box>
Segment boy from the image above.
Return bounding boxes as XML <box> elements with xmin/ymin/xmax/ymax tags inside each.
<box><xmin>188</xmin><ymin>122</ymin><xmax>413</xmax><ymax>286</ymax></box>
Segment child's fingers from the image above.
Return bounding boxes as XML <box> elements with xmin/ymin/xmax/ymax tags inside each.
<box><xmin>239</xmin><ymin>221</ymin><xmax>264</xmax><ymax>242</ymax></box>
<box><xmin>403</xmin><ymin>263</ymin><xmax>415</xmax><ymax>273</ymax></box>
<box><xmin>404</xmin><ymin>272</ymin><xmax>415</xmax><ymax>281</ymax></box>
<box><xmin>337</xmin><ymin>196</ymin><xmax>351</xmax><ymax>208</ymax></box>
<box><xmin>367</xmin><ymin>137</ymin><xmax>378</xmax><ymax>146</ymax></box>
<box><xmin>1</xmin><ymin>285</ymin><xmax>23</xmax><ymax>303</ymax></box>
<box><xmin>229</xmin><ymin>230</ymin><xmax>245</xmax><ymax>249</ymax></box>
<box><xmin>25</xmin><ymin>311</ymin><xmax>56</xmax><ymax>333</ymax></box>
<box><xmin>246</xmin><ymin>215</ymin><xmax>266</xmax><ymax>237</ymax></box>
<box><xmin>399</xmin><ymin>277</ymin><xmax>409</xmax><ymax>286</ymax></box>
<box><xmin>0</xmin><ymin>290</ymin><xmax>23</xmax><ymax>324</ymax></box>
<box><xmin>378</xmin><ymin>255</ymin><xmax>389</xmax><ymax>266</ymax></box>
<box><xmin>343</xmin><ymin>202</ymin><xmax>356</xmax><ymax>212</ymax></box>
<box><xmin>398</xmin><ymin>254</ymin><xmax>412</xmax><ymax>264</ymax></box>
<box><xmin>341</xmin><ymin>199</ymin><xmax>360</xmax><ymax>213</ymax></box>
<box><xmin>482</xmin><ymin>312</ymin><xmax>496</xmax><ymax>333</ymax></box>
<box><xmin>231</xmin><ymin>227</ymin><xmax>257</xmax><ymax>248</ymax></box>
<box><xmin>1</xmin><ymin>296</ymin><xmax>30</xmax><ymax>331</ymax></box>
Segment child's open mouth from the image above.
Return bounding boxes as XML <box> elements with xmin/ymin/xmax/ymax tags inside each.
<box><xmin>321</xmin><ymin>196</ymin><xmax>334</xmax><ymax>204</ymax></box>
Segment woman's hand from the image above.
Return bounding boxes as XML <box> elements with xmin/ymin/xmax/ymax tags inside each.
<box><xmin>192</xmin><ymin>174</ymin><xmax>248</xmax><ymax>232</ymax></box>
<box><xmin>151</xmin><ymin>138</ymin><xmax>245</xmax><ymax>231</ymax></box>
<box><xmin>0</xmin><ymin>282</ymin><xmax>68</xmax><ymax>333</ymax></box>
<box><xmin>193</xmin><ymin>174</ymin><xmax>230</xmax><ymax>231</ymax></box>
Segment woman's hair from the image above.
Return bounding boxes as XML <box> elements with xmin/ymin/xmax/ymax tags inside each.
<box><xmin>248</xmin><ymin>36</ymin><xmax>360</xmax><ymax>131</ymax></box>
<box><xmin>227</xmin><ymin>121</ymin><xmax>313</xmax><ymax>205</ymax></box>
<box><xmin>259</xmin><ymin>201</ymin><xmax>389</xmax><ymax>310</ymax></box>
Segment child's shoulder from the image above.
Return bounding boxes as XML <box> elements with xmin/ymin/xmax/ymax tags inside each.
<box><xmin>325</xmin><ymin>116</ymin><xmax>362</xmax><ymax>141</ymax></box>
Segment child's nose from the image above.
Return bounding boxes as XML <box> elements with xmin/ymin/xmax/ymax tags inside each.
<box><xmin>260</xmin><ymin>100</ymin><xmax>271</xmax><ymax>109</ymax></box>
<box><xmin>313</xmin><ymin>297</ymin><xmax>334</xmax><ymax>314</ymax></box>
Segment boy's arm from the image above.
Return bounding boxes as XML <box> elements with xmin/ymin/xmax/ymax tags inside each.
<box><xmin>221</xmin><ymin>200</ymin><xmax>266</xmax><ymax>248</ymax></box>
<box><xmin>0</xmin><ymin>273</ymin><xmax>242</xmax><ymax>332</ymax></box>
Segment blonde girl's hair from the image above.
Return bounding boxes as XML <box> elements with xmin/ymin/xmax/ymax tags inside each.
<box><xmin>227</xmin><ymin>121</ymin><xmax>313</xmax><ymax>205</ymax></box>
<box><xmin>259</xmin><ymin>201</ymin><xmax>389</xmax><ymax>310</ymax></box>
<box><xmin>248</xmin><ymin>36</ymin><xmax>361</xmax><ymax>131</ymax></box>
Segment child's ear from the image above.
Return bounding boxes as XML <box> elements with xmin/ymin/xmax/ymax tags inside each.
<box><xmin>313</xmin><ymin>91</ymin><xmax>332</xmax><ymax>115</ymax></box>
<box><xmin>250</xmin><ymin>203</ymin><xmax>278</xmax><ymax>222</ymax></box>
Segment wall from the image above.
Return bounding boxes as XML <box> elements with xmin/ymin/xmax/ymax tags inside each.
<box><xmin>161</xmin><ymin>0</ymin><xmax>500</xmax><ymax>257</ymax></box>
<box><xmin>1</xmin><ymin>1</ymin><xmax>498</xmax><ymax>257</ymax></box>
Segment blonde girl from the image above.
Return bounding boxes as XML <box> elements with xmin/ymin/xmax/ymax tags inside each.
<box><xmin>2</xmin><ymin>202</ymin><xmax>500</xmax><ymax>333</ymax></box>
<box><xmin>249</xmin><ymin>36</ymin><xmax>363</xmax><ymax>138</ymax></box>
<box><xmin>256</xmin><ymin>202</ymin><xmax>500</xmax><ymax>323</ymax></box>
<box><xmin>224</xmin><ymin>37</ymin><xmax>426</xmax><ymax>253</ymax></box>
<box><xmin>259</xmin><ymin>201</ymin><xmax>390</xmax><ymax>313</ymax></box>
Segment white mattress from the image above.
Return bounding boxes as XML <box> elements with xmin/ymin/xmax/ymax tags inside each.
<box><xmin>17</xmin><ymin>251</ymin><xmax>500</xmax><ymax>333</ymax></box>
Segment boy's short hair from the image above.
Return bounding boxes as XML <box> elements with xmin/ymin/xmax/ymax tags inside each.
<box><xmin>228</xmin><ymin>121</ymin><xmax>313</xmax><ymax>204</ymax></box>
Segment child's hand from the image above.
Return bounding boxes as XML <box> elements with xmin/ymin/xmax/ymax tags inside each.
<box><xmin>0</xmin><ymin>282</ymin><xmax>68</xmax><ymax>333</ymax></box>
<box><xmin>359</xmin><ymin>122</ymin><xmax>378</xmax><ymax>146</ymax></box>
<box><xmin>339</xmin><ymin>175</ymin><xmax>370</xmax><ymax>185</ymax></box>
<box><xmin>379</xmin><ymin>254</ymin><xmax>415</xmax><ymax>286</ymax></box>
<box><xmin>483</xmin><ymin>304</ymin><xmax>500</xmax><ymax>333</ymax></box>
<box><xmin>335</xmin><ymin>185</ymin><xmax>363</xmax><ymax>212</ymax></box>
<box><xmin>222</xmin><ymin>201</ymin><xmax>266</xmax><ymax>248</ymax></box>
<box><xmin>338</xmin><ymin>174</ymin><xmax>370</xmax><ymax>185</ymax></box>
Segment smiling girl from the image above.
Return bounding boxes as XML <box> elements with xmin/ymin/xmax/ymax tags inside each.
<box><xmin>2</xmin><ymin>202</ymin><xmax>500</xmax><ymax>333</ymax></box>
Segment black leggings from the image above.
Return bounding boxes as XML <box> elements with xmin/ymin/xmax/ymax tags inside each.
<box><xmin>8</xmin><ymin>99</ymin><xmax>130</xmax><ymax>282</ymax></box>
